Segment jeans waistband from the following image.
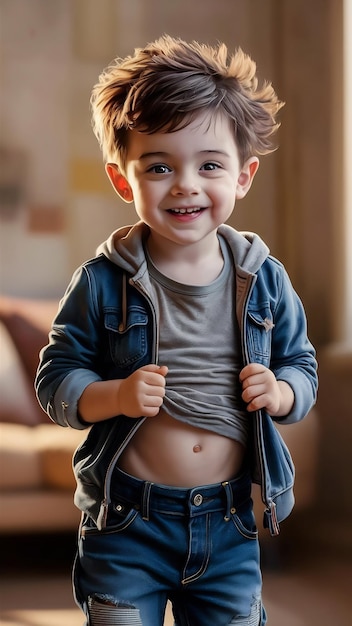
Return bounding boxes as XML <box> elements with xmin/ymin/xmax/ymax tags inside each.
<box><xmin>111</xmin><ymin>467</ymin><xmax>252</xmax><ymax>521</ymax></box>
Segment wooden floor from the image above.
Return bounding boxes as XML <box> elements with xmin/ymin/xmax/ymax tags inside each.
<box><xmin>0</xmin><ymin>531</ymin><xmax>351</xmax><ymax>625</ymax></box>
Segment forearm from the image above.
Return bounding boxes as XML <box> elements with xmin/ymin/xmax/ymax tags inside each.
<box><xmin>78</xmin><ymin>379</ymin><xmax>123</xmax><ymax>423</ymax></box>
<box><xmin>271</xmin><ymin>380</ymin><xmax>295</xmax><ymax>418</ymax></box>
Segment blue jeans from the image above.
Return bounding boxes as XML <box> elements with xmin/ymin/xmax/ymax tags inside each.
<box><xmin>73</xmin><ymin>467</ymin><xmax>266</xmax><ymax>625</ymax></box>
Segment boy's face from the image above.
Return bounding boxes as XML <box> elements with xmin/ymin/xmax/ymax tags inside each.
<box><xmin>106</xmin><ymin>111</ymin><xmax>258</xmax><ymax>251</ymax></box>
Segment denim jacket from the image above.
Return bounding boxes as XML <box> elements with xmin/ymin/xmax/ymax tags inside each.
<box><xmin>35</xmin><ymin>222</ymin><xmax>318</xmax><ymax>536</ymax></box>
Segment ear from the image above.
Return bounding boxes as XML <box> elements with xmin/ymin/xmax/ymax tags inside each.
<box><xmin>236</xmin><ymin>157</ymin><xmax>259</xmax><ymax>200</ymax></box>
<box><xmin>105</xmin><ymin>163</ymin><xmax>134</xmax><ymax>203</ymax></box>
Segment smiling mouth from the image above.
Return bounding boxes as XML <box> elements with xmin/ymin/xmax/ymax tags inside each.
<box><xmin>167</xmin><ymin>207</ymin><xmax>204</xmax><ymax>215</ymax></box>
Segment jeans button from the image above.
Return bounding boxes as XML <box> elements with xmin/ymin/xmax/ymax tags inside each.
<box><xmin>193</xmin><ymin>493</ymin><xmax>203</xmax><ymax>506</ymax></box>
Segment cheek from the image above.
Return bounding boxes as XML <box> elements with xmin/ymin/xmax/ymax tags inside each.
<box><xmin>135</xmin><ymin>183</ymin><xmax>164</xmax><ymax>208</ymax></box>
<box><xmin>126</xmin><ymin>181</ymin><xmax>145</xmax><ymax>207</ymax></box>
<box><xmin>210</xmin><ymin>183</ymin><xmax>236</xmax><ymax>208</ymax></box>
<box><xmin>131</xmin><ymin>189</ymin><xmax>156</xmax><ymax>221</ymax></box>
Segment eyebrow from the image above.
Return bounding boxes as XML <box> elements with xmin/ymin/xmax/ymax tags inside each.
<box><xmin>139</xmin><ymin>152</ymin><xmax>170</xmax><ymax>160</ymax></box>
<box><xmin>139</xmin><ymin>150</ymin><xmax>230</xmax><ymax>160</ymax></box>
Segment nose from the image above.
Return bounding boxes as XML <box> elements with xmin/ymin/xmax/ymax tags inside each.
<box><xmin>171</xmin><ymin>170</ymin><xmax>200</xmax><ymax>196</ymax></box>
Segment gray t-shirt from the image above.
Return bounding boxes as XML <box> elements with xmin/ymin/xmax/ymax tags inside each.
<box><xmin>147</xmin><ymin>236</ymin><xmax>249</xmax><ymax>446</ymax></box>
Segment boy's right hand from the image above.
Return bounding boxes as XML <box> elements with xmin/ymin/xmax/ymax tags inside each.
<box><xmin>117</xmin><ymin>364</ymin><xmax>168</xmax><ymax>418</ymax></box>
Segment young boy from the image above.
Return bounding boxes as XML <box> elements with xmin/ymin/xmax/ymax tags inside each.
<box><xmin>36</xmin><ymin>35</ymin><xmax>318</xmax><ymax>626</ymax></box>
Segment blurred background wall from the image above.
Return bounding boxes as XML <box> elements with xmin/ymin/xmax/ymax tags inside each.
<box><xmin>0</xmin><ymin>0</ymin><xmax>351</xmax><ymax>550</ymax></box>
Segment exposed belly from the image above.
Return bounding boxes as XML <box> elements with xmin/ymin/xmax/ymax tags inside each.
<box><xmin>118</xmin><ymin>409</ymin><xmax>246</xmax><ymax>487</ymax></box>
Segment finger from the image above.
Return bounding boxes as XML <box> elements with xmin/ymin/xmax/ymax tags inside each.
<box><xmin>143</xmin><ymin>405</ymin><xmax>163</xmax><ymax>417</ymax></box>
<box><xmin>239</xmin><ymin>366</ymin><xmax>249</xmax><ymax>382</ymax></box>
<box><xmin>245</xmin><ymin>394</ymin><xmax>268</xmax><ymax>412</ymax></box>
<box><xmin>143</xmin><ymin>393</ymin><xmax>164</xmax><ymax>407</ymax></box>
<box><xmin>242</xmin><ymin>383</ymin><xmax>266</xmax><ymax>403</ymax></box>
<box><xmin>241</xmin><ymin>374</ymin><xmax>262</xmax><ymax>391</ymax></box>
<box><xmin>143</xmin><ymin>373</ymin><xmax>167</xmax><ymax>390</ymax></box>
<box><xmin>239</xmin><ymin>363</ymin><xmax>266</xmax><ymax>381</ymax></box>
<box><xmin>140</xmin><ymin>363</ymin><xmax>163</xmax><ymax>373</ymax></box>
<box><xmin>145</xmin><ymin>383</ymin><xmax>166</xmax><ymax>398</ymax></box>
<box><xmin>158</xmin><ymin>365</ymin><xmax>168</xmax><ymax>377</ymax></box>
<box><xmin>140</xmin><ymin>364</ymin><xmax>168</xmax><ymax>376</ymax></box>
<box><xmin>239</xmin><ymin>365</ymin><xmax>256</xmax><ymax>383</ymax></box>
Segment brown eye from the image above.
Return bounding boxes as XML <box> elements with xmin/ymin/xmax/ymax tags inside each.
<box><xmin>148</xmin><ymin>164</ymin><xmax>171</xmax><ymax>174</ymax></box>
<box><xmin>201</xmin><ymin>162</ymin><xmax>219</xmax><ymax>171</ymax></box>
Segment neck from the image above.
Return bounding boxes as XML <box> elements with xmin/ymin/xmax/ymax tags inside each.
<box><xmin>146</xmin><ymin>234</ymin><xmax>224</xmax><ymax>285</ymax></box>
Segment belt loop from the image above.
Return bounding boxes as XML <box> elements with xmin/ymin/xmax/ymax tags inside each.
<box><xmin>141</xmin><ymin>481</ymin><xmax>153</xmax><ymax>521</ymax></box>
<box><xmin>222</xmin><ymin>481</ymin><xmax>234</xmax><ymax>522</ymax></box>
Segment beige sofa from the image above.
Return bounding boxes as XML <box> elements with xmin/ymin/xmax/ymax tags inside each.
<box><xmin>0</xmin><ymin>295</ymin><xmax>319</xmax><ymax>535</ymax></box>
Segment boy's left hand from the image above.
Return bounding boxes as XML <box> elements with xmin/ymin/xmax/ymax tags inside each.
<box><xmin>239</xmin><ymin>363</ymin><xmax>294</xmax><ymax>417</ymax></box>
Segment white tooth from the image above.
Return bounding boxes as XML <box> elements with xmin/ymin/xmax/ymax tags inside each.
<box><xmin>171</xmin><ymin>207</ymin><xmax>200</xmax><ymax>214</ymax></box>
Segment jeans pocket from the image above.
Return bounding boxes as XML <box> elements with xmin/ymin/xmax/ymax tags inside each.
<box><xmin>230</xmin><ymin>503</ymin><xmax>258</xmax><ymax>540</ymax></box>
<box><xmin>81</xmin><ymin>505</ymin><xmax>139</xmax><ymax>536</ymax></box>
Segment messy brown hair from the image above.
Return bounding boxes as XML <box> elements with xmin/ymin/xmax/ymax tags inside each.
<box><xmin>91</xmin><ymin>34</ymin><xmax>284</xmax><ymax>170</ymax></box>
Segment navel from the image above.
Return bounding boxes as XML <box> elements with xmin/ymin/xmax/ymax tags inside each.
<box><xmin>193</xmin><ymin>444</ymin><xmax>202</xmax><ymax>453</ymax></box>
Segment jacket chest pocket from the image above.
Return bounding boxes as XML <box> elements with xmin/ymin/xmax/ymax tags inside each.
<box><xmin>104</xmin><ymin>308</ymin><xmax>149</xmax><ymax>368</ymax></box>
<box><xmin>247</xmin><ymin>308</ymin><xmax>274</xmax><ymax>366</ymax></box>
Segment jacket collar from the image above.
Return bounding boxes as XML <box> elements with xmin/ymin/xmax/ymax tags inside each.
<box><xmin>96</xmin><ymin>221</ymin><xmax>270</xmax><ymax>279</ymax></box>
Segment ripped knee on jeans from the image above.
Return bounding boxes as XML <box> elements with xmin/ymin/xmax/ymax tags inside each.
<box><xmin>228</xmin><ymin>596</ymin><xmax>263</xmax><ymax>625</ymax></box>
<box><xmin>88</xmin><ymin>594</ymin><xmax>143</xmax><ymax>625</ymax></box>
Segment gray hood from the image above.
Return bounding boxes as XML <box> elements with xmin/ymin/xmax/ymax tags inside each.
<box><xmin>96</xmin><ymin>220</ymin><xmax>270</xmax><ymax>278</ymax></box>
<box><xmin>218</xmin><ymin>224</ymin><xmax>269</xmax><ymax>275</ymax></box>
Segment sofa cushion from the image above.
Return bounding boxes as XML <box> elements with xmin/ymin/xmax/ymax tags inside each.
<box><xmin>36</xmin><ymin>424</ymin><xmax>86</xmax><ymax>491</ymax></box>
<box><xmin>0</xmin><ymin>295</ymin><xmax>58</xmax><ymax>382</ymax></box>
<box><xmin>0</xmin><ymin>324</ymin><xmax>46</xmax><ymax>426</ymax></box>
<box><xmin>0</xmin><ymin>423</ymin><xmax>42</xmax><ymax>490</ymax></box>
<box><xmin>0</xmin><ymin>296</ymin><xmax>58</xmax><ymax>425</ymax></box>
